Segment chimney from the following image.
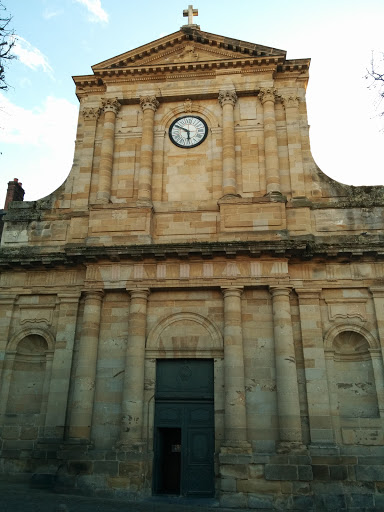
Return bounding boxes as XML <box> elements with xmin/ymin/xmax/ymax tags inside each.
<box><xmin>4</xmin><ymin>178</ymin><xmax>25</xmax><ymax>210</ymax></box>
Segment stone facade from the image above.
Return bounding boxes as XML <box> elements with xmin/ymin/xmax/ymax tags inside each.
<box><xmin>1</xmin><ymin>20</ymin><xmax>384</xmax><ymax>510</ymax></box>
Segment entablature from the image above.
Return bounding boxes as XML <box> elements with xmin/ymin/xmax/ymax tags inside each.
<box><xmin>1</xmin><ymin>239</ymin><xmax>384</xmax><ymax>270</ymax></box>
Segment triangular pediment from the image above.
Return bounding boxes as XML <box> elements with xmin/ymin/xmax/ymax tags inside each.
<box><xmin>91</xmin><ymin>28</ymin><xmax>286</xmax><ymax>72</ymax></box>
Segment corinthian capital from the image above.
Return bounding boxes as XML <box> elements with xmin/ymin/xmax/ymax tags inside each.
<box><xmin>281</xmin><ymin>95</ymin><xmax>300</xmax><ymax>109</ymax></box>
<box><xmin>218</xmin><ymin>89</ymin><xmax>237</xmax><ymax>108</ymax></box>
<box><xmin>259</xmin><ymin>87</ymin><xmax>278</xmax><ymax>105</ymax></box>
<box><xmin>101</xmin><ymin>97</ymin><xmax>121</xmax><ymax>115</ymax></box>
<box><xmin>81</xmin><ymin>107</ymin><xmax>100</xmax><ymax>120</ymax></box>
<box><xmin>140</xmin><ymin>96</ymin><xmax>159</xmax><ymax>112</ymax></box>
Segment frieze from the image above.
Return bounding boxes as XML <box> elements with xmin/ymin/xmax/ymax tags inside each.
<box><xmin>84</xmin><ymin>259</ymin><xmax>290</xmax><ymax>287</ymax></box>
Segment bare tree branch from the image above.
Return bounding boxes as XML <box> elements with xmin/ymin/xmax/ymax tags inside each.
<box><xmin>0</xmin><ymin>1</ymin><xmax>16</xmax><ymax>91</ymax></box>
<box><xmin>365</xmin><ymin>51</ymin><xmax>384</xmax><ymax>118</ymax></box>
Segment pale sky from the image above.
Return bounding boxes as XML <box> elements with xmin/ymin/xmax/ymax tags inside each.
<box><xmin>1</xmin><ymin>0</ymin><xmax>383</xmax><ymax>207</ymax></box>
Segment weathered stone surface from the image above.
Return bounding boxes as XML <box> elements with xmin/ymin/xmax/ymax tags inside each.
<box><xmin>292</xmin><ymin>495</ymin><xmax>315</xmax><ymax>510</ymax></box>
<box><xmin>329</xmin><ymin>464</ymin><xmax>348</xmax><ymax>481</ymax></box>
<box><xmin>264</xmin><ymin>464</ymin><xmax>298</xmax><ymax>481</ymax></box>
<box><xmin>247</xmin><ymin>494</ymin><xmax>274</xmax><ymax>509</ymax></box>
<box><xmin>67</xmin><ymin>461</ymin><xmax>93</xmax><ymax>475</ymax></box>
<box><xmin>237</xmin><ymin>478</ymin><xmax>281</xmax><ymax>494</ymax></box>
<box><xmin>220</xmin><ymin>477</ymin><xmax>236</xmax><ymax>492</ymax></box>
<box><xmin>220</xmin><ymin>464</ymin><xmax>248</xmax><ymax>479</ymax></box>
<box><xmin>355</xmin><ymin>465</ymin><xmax>384</xmax><ymax>482</ymax></box>
<box><xmin>93</xmin><ymin>461</ymin><xmax>118</xmax><ymax>476</ymax></box>
<box><xmin>298</xmin><ymin>465</ymin><xmax>313</xmax><ymax>481</ymax></box>
<box><xmin>312</xmin><ymin>465</ymin><xmax>330</xmax><ymax>480</ymax></box>
<box><xmin>220</xmin><ymin>492</ymin><xmax>248</xmax><ymax>508</ymax></box>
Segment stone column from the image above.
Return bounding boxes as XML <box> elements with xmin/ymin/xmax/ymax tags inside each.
<box><xmin>296</xmin><ymin>289</ymin><xmax>334</xmax><ymax>445</ymax></box>
<box><xmin>370</xmin><ymin>287</ymin><xmax>384</xmax><ymax>354</ymax></box>
<box><xmin>0</xmin><ymin>294</ymin><xmax>17</xmax><ymax>386</ymax></box>
<box><xmin>282</xmin><ymin>95</ymin><xmax>305</xmax><ymax>198</ymax></box>
<box><xmin>69</xmin><ymin>290</ymin><xmax>104</xmax><ymax>440</ymax></box>
<box><xmin>0</xmin><ymin>352</ymin><xmax>16</xmax><ymax>418</ymax></box>
<box><xmin>119</xmin><ymin>288</ymin><xmax>150</xmax><ymax>449</ymax></box>
<box><xmin>75</xmin><ymin>106</ymin><xmax>100</xmax><ymax>207</ymax></box>
<box><xmin>218</xmin><ymin>90</ymin><xmax>238</xmax><ymax>197</ymax></box>
<box><xmin>137</xmin><ymin>96</ymin><xmax>159</xmax><ymax>204</ymax></box>
<box><xmin>370</xmin><ymin>349</ymin><xmax>384</xmax><ymax>418</ymax></box>
<box><xmin>40</xmin><ymin>353</ymin><xmax>54</xmax><ymax>423</ymax></box>
<box><xmin>270</xmin><ymin>286</ymin><xmax>303</xmax><ymax>446</ymax></box>
<box><xmin>259</xmin><ymin>88</ymin><xmax>281</xmax><ymax>195</ymax></box>
<box><xmin>96</xmin><ymin>98</ymin><xmax>121</xmax><ymax>204</ymax></box>
<box><xmin>44</xmin><ymin>293</ymin><xmax>81</xmax><ymax>439</ymax></box>
<box><xmin>221</xmin><ymin>286</ymin><xmax>249</xmax><ymax>447</ymax></box>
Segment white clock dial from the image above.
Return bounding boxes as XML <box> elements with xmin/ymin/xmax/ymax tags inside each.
<box><xmin>169</xmin><ymin>116</ymin><xmax>208</xmax><ymax>148</ymax></box>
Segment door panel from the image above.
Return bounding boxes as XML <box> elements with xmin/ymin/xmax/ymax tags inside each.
<box><xmin>154</xmin><ymin>360</ymin><xmax>214</xmax><ymax>497</ymax></box>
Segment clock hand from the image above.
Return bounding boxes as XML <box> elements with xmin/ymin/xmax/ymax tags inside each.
<box><xmin>175</xmin><ymin>124</ymin><xmax>190</xmax><ymax>134</ymax></box>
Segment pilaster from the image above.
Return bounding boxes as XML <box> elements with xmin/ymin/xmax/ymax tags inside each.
<box><xmin>96</xmin><ymin>98</ymin><xmax>121</xmax><ymax>204</ymax></box>
<box><xmin>259</xmin><ymin>88</ymin><xmax>281</xmax><ymax>196</ymax></box>
<box><xmin>137</xmin><ymin>96</ymin><xmax>159</xmax><ymax>205</ymax></box>
<box><xmin>69</xmin><ymin>290</ymin><xmax>104</xmax><ymax>440</ymax></box>
<box><xmin>44</xmin><ymin>293</ymin><xmax>81</xmax><ymax>440</ymax></box>
<box><xmin>221</xmin><ymin>286</ymin><xmax>250</xmax><ymax>452</ymax></box>
<box><xmin>118</xmin><ymin>288</ymin><xmax>150</xmax><ymax>450</ymax></box>
<box><xmin>0</xmin><ymin>294</ymin><xmax>17</xmax><ymax>386</ymax></box>
<box><xmin>74</xmin><ymin>106</ymin><xmax>100</xmax><ymax>207</ymax></box>
<box><xmin>282</xmin><ymin>95</ymin><xmax>305</xmax><ymax>198</ymax></box>
<box><xmin>270</xmin><ymin>286</ymin><xmax>303</xmax><ymax>449</ymax></box>
<box><xmin>296</xmin><ymin>288</ymin><xmax>334</xmax><ymax>445</ymax></box>
<box><xmin>218</xmin><ymin>90</ymin><xmax>239</xmax><ymax>198</ymax></box>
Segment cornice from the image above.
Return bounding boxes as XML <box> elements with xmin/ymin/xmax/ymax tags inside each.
<box><xmin>91</xmin><ymin>28</ymin><xmax>287</xmax><ymax>72</ymax></box>
<box><xmin>1</xmin><ymin>238</ymin><xmax>384</xmax><ymax>269</ymax></box>
<box><xmin>93</xmin><ymin>57</ymin><xmax>283</xmax><ymax>78</ymax></box>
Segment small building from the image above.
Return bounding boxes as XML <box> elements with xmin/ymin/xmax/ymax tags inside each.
<box><xmin>1</xmin><ymin>7</ymin><xmax>384</xmax><ymax>509</ymax></box>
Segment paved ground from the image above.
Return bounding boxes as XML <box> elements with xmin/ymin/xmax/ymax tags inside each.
<box><xmin>0</xmin><ymin>482</ymin><xmax>255</xmax><ymax>512</ymax></box>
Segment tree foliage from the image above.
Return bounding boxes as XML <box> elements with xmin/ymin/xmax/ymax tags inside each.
<box><xmin>0</xmin><ymin>1</ymin><xmax>16</xmax><ymax>91</ymax></box>
<box><xmin>366</xmin><ymin>51</ymin><xmax>384</xmax><ymax>119</ymax></box>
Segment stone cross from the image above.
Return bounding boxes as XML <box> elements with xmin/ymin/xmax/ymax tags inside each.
<box><xmin>183</xmin><ymin>5</ymin><xmax>198</xmax><ymax>25</ymax></box>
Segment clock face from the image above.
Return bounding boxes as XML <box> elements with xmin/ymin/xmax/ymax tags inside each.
<box><xmin>169</xmin><ymin>116</ymin><xmax>208</xmax><ymax>148</ymax></box>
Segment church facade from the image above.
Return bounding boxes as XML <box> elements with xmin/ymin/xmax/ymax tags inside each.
<box><xmin>1</xmin><ymin>9</ymin><xmax>384</xmax><ymax>510</ymax></box>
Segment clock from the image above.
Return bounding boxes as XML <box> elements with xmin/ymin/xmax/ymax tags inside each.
<box><xmin>169</xmin><ymin>116</ymin><xmax>208</xmax><ymax>148</ymax></box>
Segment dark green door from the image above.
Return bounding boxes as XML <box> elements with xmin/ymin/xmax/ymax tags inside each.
<box><xmin>153</xmin><ymin>359</ymin><xmax>214</xmax><ymax>497</ymax></box>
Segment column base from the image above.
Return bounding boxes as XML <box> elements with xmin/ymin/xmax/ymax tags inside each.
<box><xmin>218</xmin><ymin>193</ymin><xmax>242</xmax><ymax>201</ymax></box>
<box><xmin>309</xmin><ymin>443</ymin><xmax>340</xmax><ymax>457</ymax></box>
<box><xmin>136</xmin><ymin>199</ymin><xmax>153</xmax><ymax>208</ymax></box>
<box><xmin>264</xmin><ymin>191</ymin><xmax>287</xmax><ymax>203</ymax></box>
<box><xmin>291</xmin><ymin>196</ymin><xmax>311</xmax><ymax>206</ymax></box>
<box><xmin>95</xmin><ymin>195</ymin><xmax>110</xmax><ymax>205</ymax></box>
<box><xmin>276</xmin><ymin>441</ymin><xmax>308</xmax><ymax>454</ymax></box>
<box><xmin>115</xmin><ymin>438</ymin><xmax>146</xmax><ymax>453</ymax></box>
<box><xmin>220</xmin><ymin>440</ymin><xmax>252</xmax><ymax>455</ymax></box>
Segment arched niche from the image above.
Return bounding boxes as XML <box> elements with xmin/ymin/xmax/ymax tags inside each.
<box><xmin>5</xmin><ymin>329</ymin><xmax>54</xmax><ymax>422</ymax></box>
<box><xmin>146</xmin><ymin>312</ymin><xmax>223</xmax><ymax>357</ymax></box>
<box><xmin>325</xmin><ymin>325</ymin><xmax>380</xmax><ymax>419</ymax></box>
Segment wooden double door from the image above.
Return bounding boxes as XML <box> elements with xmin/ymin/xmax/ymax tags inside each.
<box><xmin>153</xmin><ymin>359</ymin><xmax>214</xmax><ymax>497</ymax></box>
